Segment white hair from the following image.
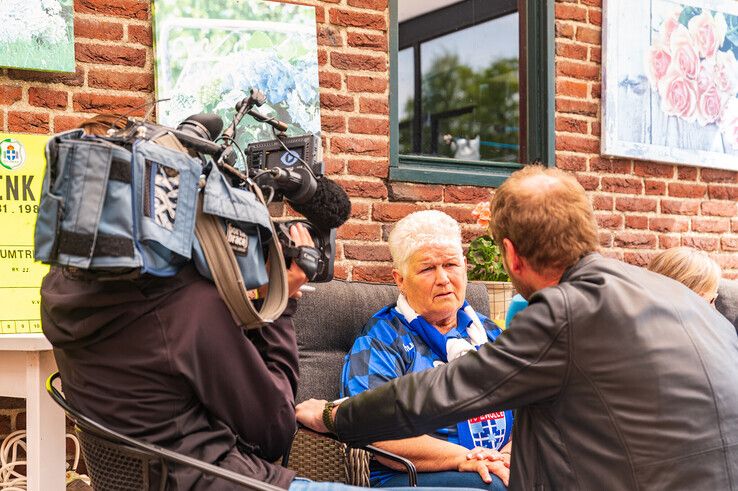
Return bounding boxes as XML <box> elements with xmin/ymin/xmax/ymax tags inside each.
<box><xmin>388</xmin><ymin>210</ymin><xmax>464</xmax><ymax>273</ymax></box>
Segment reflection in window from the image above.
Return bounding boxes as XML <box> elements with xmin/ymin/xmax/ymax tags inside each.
<box><xmin>398</xmin><ymin>10</ymin><xmax>520</xmax><ymax>163</ymax></box>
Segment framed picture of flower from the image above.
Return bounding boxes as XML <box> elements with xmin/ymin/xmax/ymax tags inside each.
<box><xmin>602</xmin><ymin>0</ymin><xmax>738</xmax><ymax>170</ymax></box>
<box><xmin>152</xmin><ymin>0</ymin><xmax>320</xmax><ymax>149</ymax></box>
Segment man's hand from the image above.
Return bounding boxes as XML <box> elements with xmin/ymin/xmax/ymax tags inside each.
<box><xmin>462</xmin><ymin>447</ymin><xmax>510</xmax><ymax>486</ymax></box>
<box><xmin>286</xmin><ymin>223</ymin><xmax>315</xmax><ymax>299</ymax></box>
<box><xmin>295</xmin><ymin>398</ymin><xmax>330</xmax><ymax>433</ymax></box>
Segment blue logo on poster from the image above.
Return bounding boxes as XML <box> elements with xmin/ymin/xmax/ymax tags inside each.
<box><xmin>280</xmin><ymin>150</ymin><xmax>300</xmax><ymax>167</ymax></box>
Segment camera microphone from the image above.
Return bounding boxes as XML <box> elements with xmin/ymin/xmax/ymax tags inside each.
<box><xmin>171</xmin><ymin>113</ymin><xmax>225</xmax><ymax>156</ymax></box>
<box><xmin>289</xmin><ymin>177</ymin><xmax>351</xmax><ymax>230</ymax></box>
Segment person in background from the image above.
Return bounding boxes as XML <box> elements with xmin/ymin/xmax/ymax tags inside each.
<box><xmin>341</xmin><ymin>210</ymin><xmax>511</xmax><ymax>490</ymax></box>
<box><xmin>647</xmin><ymin>246</ymin><xmax>721</xmax><ymax>305</ymax></box>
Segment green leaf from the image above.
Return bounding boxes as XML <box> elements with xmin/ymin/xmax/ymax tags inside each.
<box><xmin>678</xmin><ymin>6</ymin><xmax>702</xmax><ymax>27</ymax></box>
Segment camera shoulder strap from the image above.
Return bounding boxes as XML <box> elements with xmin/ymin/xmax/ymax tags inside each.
<box><xmin>194</xmin><ymin>192</ymin><xmax>289</xmax><ymax>329</ymax></box>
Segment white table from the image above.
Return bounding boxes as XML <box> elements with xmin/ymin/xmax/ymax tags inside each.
<box><xmin>0</xmin><ymin>334</ymin><xmax>65</xmax><ymax>491</ymax></box>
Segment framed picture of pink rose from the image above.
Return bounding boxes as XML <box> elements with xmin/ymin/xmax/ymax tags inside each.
<box><xmin>602</xmin><ymin>0</ymin><xmax>738</xmax><ymax>171</ymax></box>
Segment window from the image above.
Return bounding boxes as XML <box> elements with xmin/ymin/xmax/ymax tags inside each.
<box><xmin>389</xmin><ymin>0</ymin><xmax>554</xmax><ymax>187</ymax></box>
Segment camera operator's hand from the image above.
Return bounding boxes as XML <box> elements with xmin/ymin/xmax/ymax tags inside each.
<box><xmin>287</xmin><ymin>223</ymin><xmax>315</xmax><ymax>299</ymax></box>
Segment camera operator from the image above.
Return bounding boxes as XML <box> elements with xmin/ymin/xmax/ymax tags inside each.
<box><xmin>41</xmin><ymin>222</ymin><xmax>313</xmax><ymax>489</ymax></box>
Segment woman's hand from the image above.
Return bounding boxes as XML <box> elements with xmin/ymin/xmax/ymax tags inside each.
<box><xmin>286</xmin><ymin>223</ymin><xmax>315</xmax><ymax>299</ymax></box>
<box><xmin>459</xmin><ymin>447</ymin><xmax>510</xmax><ymax>486</ymax></box>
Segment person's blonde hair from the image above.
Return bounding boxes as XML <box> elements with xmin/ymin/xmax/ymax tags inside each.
<box><xmin>488</xmin><ymin>165</ymin><xmax>599</xmax><ymax>273</ymax></box>
<box><xmin>388</xmin><ymin>210</ymin><xmax>463</xmax><ymax>274</ymax></box>
<box><xmin>647</xmin><ymin>247</ymin><xmax>721</xmax><ymax>298</ymax></box>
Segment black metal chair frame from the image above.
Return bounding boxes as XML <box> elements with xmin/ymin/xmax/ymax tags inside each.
<box><xmin>46</xmin><ymin>372</ymin><xmax>282</xmax><ymax>491</ymax></box>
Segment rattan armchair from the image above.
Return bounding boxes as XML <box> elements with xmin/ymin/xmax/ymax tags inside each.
<box><xmin>46</xmin><ymin>372</ymin><xmax>281</xmax><ymax>491</ymax></box>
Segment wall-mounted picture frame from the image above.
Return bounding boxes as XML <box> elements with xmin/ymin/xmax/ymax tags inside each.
<box><xmin>0</xmin><ymin>0</ymin><xmax>75</xmax><ymax>72</ymax></box>
<box><xmin>602</xmin><ymin>0</ymin><xmax>738</xmax><ymax>171</ymax></box>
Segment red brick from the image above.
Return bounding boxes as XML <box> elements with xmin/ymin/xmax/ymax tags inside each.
<box><xmin>588</xmin><ymin>8</ymin><xmax>602</xmax><ymax>26</ymax></box>
<box><xmin>347</xmin><ymin>0</ymin><xmax>388</xmax><ymax>9</ymax></box>
<box><xmin>556</xmin><ymin>42</ymin><xmax>588</xmax><ymax>61</ymax></box>
<box><xmin>682</xmin><ymin>236</ymin><xmax>719</xmax><ymax>251</ymax></box>
<box><xmin>73</xmin><ymin>93</ymin><xmax>148</xmax><ymax>115</ymax></box>
<box><xmin>7</xmin><ymin>68</ymin><xmax>84</xmax><ymax>86</ymax></box>
<box><xmin>649</xmin><ymin>217</ymin><xmax>689</xmax><ymax>233</ymax></box>
<box><xmin>614</xmin><ymin>232</ymin><xmax>657</xmax><ymax>249</ymax></box>
<box><xmin>596</xmin><ymin>213</ymin><xmax>623</xmax><ymax>229</ymax></box>
<box><xmin>389</xmin><ymin>182</ymin><xmax>443</xmax><ymax>202</ymax></box>
<box><xmin>321</xmin><ymin>115</ymin><xmax>346</xmax><ymax>133</ymax></box>
<box><xmin>599</xmin><ymin>231</ymin><xmax>613</xmax><ymax>247</ymax></box>
<box><xmin>128</xmin><ymin>24</ymin><xmax>153</xmax><ymax>46</ymax></box>
<box><xmin>576</xmin><ymin>26</ymin><xmax>602</xmax><ymax>45</ymax></box>
<box><xmin>659</xmin><ymin>234</ymin><xmax>681</xmax><ymax>249</ymax></box>
<box><xmin>359</xmin><ymin>96</ymin><xmax>388</xmax><ymax>115</ymax></box>
<box><xmin>346</xmin><ymin>75</ymin><xmax>387</xmax><ymax>93</ymax></box>
<box><xmin>713</xmin><ymin>254</ymin><xmax>738</xmax><ymax>270</ymax></box>
<box><xmin>691</xmin><ymin>218</ymin><xmax>730</xmax><ymax>234</ymax></box>
<box><xmin>556</xmin><ymin>61</ymin><xmax>599</xmax><ymax>80</ymax></box>
<box><xmin>53</xmin><ymin>115</ymin><xmax>88</xmax><ymax>132</ymax></box>
<box><xmin>0</xmin><ymin>86</ymin><xmax>23</xmax><ymax>105</ymax></box>
<box><xmin>555</xmin><ymin>3</ymin><xmax>587</xmax><ymax>21</ymax></box>
<box><xmin>700</xmin><ymin>168</ymin><xmax>737</xmax><ymax>183</ymax></box>
<box><xmin>318</xmin><ymin>49</ymin><xmax>328</xmax><ymax>65</ymax></box>
<box><xmin>576</xmin><ymin>174</ymin><xmax>599</xmax><ymax>191</ymax></box>
<box><xmin>645</xmin><ymin>180</ymin><xmax>666</xmax><ymax>195</ymax></box>
<box><xmin>669</xmin><ymin>182</ymin><xmax>707</xmax><ymax>199</ymax></box>
<box><xmin>337</xmin><ymin>222</ymin><xmax>382</xmax><ymax>241</ymax></box>
<box><xmin>556</xmin><ymin>20</ymin><xmax>575</xmax><ymax>39</ymax></box>
<box><xmin>334</xmin><ymin>178</ymin><xmax>387</xmax><ymax>198</ymax></box>
<box><xmin>75</xmin><ymin>43</ymin><xmax>147</xmax><ymax>67</ymax></box>
<box><xmin>318</xmin><ymin>26</ymin><xmax>343</xmax><ymax>47</ymax></box>
<box><xmin>347</xmin><ymin>32</ymin><xmax>388</xmax><ymax>51</ymax></box>
<box><xmin>678</xmin><ymin>166</ymin><xmax>697</xmax><ymax>180</ymax></box>
<box><xmin>733</xmin><ymin>218</ymin><xmax>738</xmax><ymax>233</ymax></box>
<box><xmin>331</xmin><ymin>137</ymin><xmax>387</xmax><ymax>157</ymax></box>
<box><xmin>343</xmin><ymin>244</ymin><xmax>392</xmax><ymax>262</ymax></box>
<box><xmin>436</xmin><ymin>205</ymin><xmax>476</xmax><ymax>224</ymax></box>
<box><xmin>372</xmin><ymin>202</ymin><xmax>424</xmax><ymax>222</ymax></box>
<box><xmin>601</xmin><ymin>177</ymin><xmax>642</xmax><ymax>194</ymax></box>
<box><xmin>592</xmin><ymin>195</ymin><xmax>613</xmax><ymax>210</ymax></box>
<box><xmin>591</xmin><ymin>121</ymin><xmax>601</xmax><ymax>136</ymax></box>
<box><xmin>555</xmin><ymin>116</ymin><xmax>588</xmax><ymax>133</ymax></box>
<box><xmin>329</xmin><ymin>8</ymin><xmax>386</xmax><ymax>29</ymax></box>
<box><xmin>348</xmin><ymin>117</ymin><xmax>388</xmax><ymax>135</ymax></box>
<box><xmin>75</xmin><ymin>0</ymin><xmax>149</xmax><ymax>19</ymax></box>
<box><xmin>721</xmin><ymin>236</ymin><xmax>738</xmax><ymax>251</ymax></box>
<box><xmin>347</xmin><ymin>159</ymin><xmax>389</xmax><ymax>178</ymax></box>
<box><xmin>88</xmin><ymin>69</ymin><xmax>154</xmax><ymax>92</ymax></box>
<box><xmin>556</xmin><ymin>153</ymin><xmax>587</xmax><ymax>171</ymax></box>
<box><xmin>591</xmin><ymin>157</ymin><xmax>631</xmax><ymax>174</ymax></box>
<box><xmin>331</xmin><ymin>52</ymin><xmax>386</xmax><ymax>71</ymax></box>
<box><xmin>615</xmin><ymin>197</ymin><xmax>656</xmax><ymax>212</ymax></box>
<box><xmin>660</xmin><ymin>199</ymin><xmax>699</xmax><ymax>215</ymax></box>
<box><xmin>445</xmin><ymin>186</ymin><xmax>491</xmax><ymax>204</ymax></box>
<box><xmin>590</xmin><ymin>46</ymin><xmax>602</xmax><ymax>63</ymax></box>
<box><xmin>555</xmin><ymin>98</ymin><xmax>599</xmax><ymax>117</ymax></box>
<box><xmin>28</xmin><ymin>88</ymin><xmax>67</xmax><ymax>110</ymax></box>
<box><xmin>556</xmin><ymin>134</ymin><xmax>599</xmax><ymax>153</ymax></box>
<box><xmin>8</xmin><ymin>112</ymin><xmax>49</xmax><ymax>133</ymax></box>
<box><xmin>623</xmin><ymin>252</ymin><xmax>656</xmax><ymax>267</ymax></box>
<box><xmin>319</xmin><ymin>71</ymin><xmax>342</xmax><ymax>89</ymax></box>
<box><xmin>633</xmin><ymin>162</ymin><xmax>674</xmax><ymax>178</ymax></box>
<box><xmin>74</xmin><ymin>18</ymin><xmax>123</xmax><ymax>40</ymax></box>
<box><xmin>701</xmin><ymin>201</ymin><xmax>737</xmax><ymax>217</ymax></box>
<box><xmin>333</xmin><ymin>262</ymin><xmax>349</xmax><ymax>280</ymax></box>
<box><xmin>320</xmin><ymin>93</ymin><xmax>354</xmax><ymax>111</ymax></box>
<box><xmin>625</xmin><ymin>215</ymin><xmax>648</xmax><ymax>229</ymax></box>
<box><xmin>707</xmin><ymin>184</ymin><xmax>738</xmax><ymax>200</ymax></box>
<box><xmin>315</xmin><ymin>5</ymin><xmax>326</xmax><ymax>23</ymax></box>
<box><xmin>323</xmin><ymin>156</ymin><xmax>345</xmax><ymax>175</ymax></box>
<box><xmin>350</xmin><ymin>202</ymin><xmax>370</xmax><ymax>220</ymax></box>
<box><xmin>558</xmin><ymin>80</ymin><xmax>589</xmax><ymax>102</ymax></box>
<box><xmin>352</xmin><ymin>265</ymin><xmax>394</xmax><ymax>284</ymax></box>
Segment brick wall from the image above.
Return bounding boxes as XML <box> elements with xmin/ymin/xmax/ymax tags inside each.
<box><xmin>0</xmin><ymin>0</ymin><xmax>737</xmax><ymax>458</ymax></box>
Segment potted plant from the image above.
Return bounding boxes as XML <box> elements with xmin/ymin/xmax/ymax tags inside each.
<box><xmin>467</xmin><ymin>201</ymin><xmax>516</xmax><ymax>323</ymax></box>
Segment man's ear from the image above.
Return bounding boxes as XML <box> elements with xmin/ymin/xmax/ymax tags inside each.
<box><xmin>502</xmin><ymin>238</ymin><xmax>522</xmax><ymax>275</ymax></box>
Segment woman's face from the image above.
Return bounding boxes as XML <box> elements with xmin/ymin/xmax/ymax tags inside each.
<box><xmin>394</xmin><ymin>244</ymin><xmax>467</xmax><ymax>327</ymax></box>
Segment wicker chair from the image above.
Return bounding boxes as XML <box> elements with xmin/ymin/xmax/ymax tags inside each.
<box><xmin>46</xmin><ymin>372</ymin><xmax>280</xmax><ymax>491</ymax></box>
<box><xmin>286</xmin><ymin>280</ymin><xmax>491</xmax><ymax>487</ymax></box>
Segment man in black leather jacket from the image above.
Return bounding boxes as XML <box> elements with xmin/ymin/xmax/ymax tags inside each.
<box><xmin>297</xmin><ymin>166</ymin><xmax>738</xmax><ymax>490</ymax></box>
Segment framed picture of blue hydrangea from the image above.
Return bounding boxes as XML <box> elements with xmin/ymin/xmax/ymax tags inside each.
<box><xmin>0</xmin><ymin>0</ymin><xmax>75</xmax><ymax>72</ymax></box>
<box><xmin>153</xmin><ymin>0</ymin><xmax>321</xmax><ymax>149</ymax></box>
<box><xmin>602</xmin><ymin>0</ymin><xmax>738</xmax><ymax>171</ymax></box>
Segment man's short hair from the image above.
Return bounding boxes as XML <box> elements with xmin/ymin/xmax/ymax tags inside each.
<box><xmin>647</xmin><ymin>247</ymin><xmax>721</xmax><ymax>299</ymax></box>
<box><xmin>489</xmin><ymin>165</ymin><xmax>599</xmax><ymax>273</ymax></box>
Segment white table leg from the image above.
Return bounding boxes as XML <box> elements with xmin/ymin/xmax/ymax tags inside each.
<box><xmin>25</xmin><ymin>351</ymin><xmax>65</xmax><ymax>491</ymax></box>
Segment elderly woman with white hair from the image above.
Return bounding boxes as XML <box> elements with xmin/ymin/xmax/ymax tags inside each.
<box><xmin>340</xmin><ymin>210</ymin><xmax>512</xmax><ymax>490</ymax></box>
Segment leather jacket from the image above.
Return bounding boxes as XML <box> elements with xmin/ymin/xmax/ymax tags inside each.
<box><xmin>334</xmin><ymin>254</ymin><xmax>738</xmax><ymax>490</ymax></box>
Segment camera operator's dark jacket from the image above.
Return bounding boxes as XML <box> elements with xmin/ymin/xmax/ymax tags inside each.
<box><xmin>41</xmin><ymin>264</ymin><xmax>298</xmax><ymax>489</ymax></box>
<box><xmin>334</xmin><ymin>253</ymin><xmax>738</xmax><ymax>490</ymax></box>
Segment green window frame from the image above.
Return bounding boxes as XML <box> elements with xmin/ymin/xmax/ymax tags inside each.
<box><xmin>389</xmin><ymin>0</ymin><xmax>555</xmax><ymax>187</ymax></box>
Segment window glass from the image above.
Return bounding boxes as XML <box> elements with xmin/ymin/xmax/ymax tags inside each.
<box><xmin>399</xmin><ymin>12</ymin><xmax>520</xmax><ymax>162</ymax></box>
